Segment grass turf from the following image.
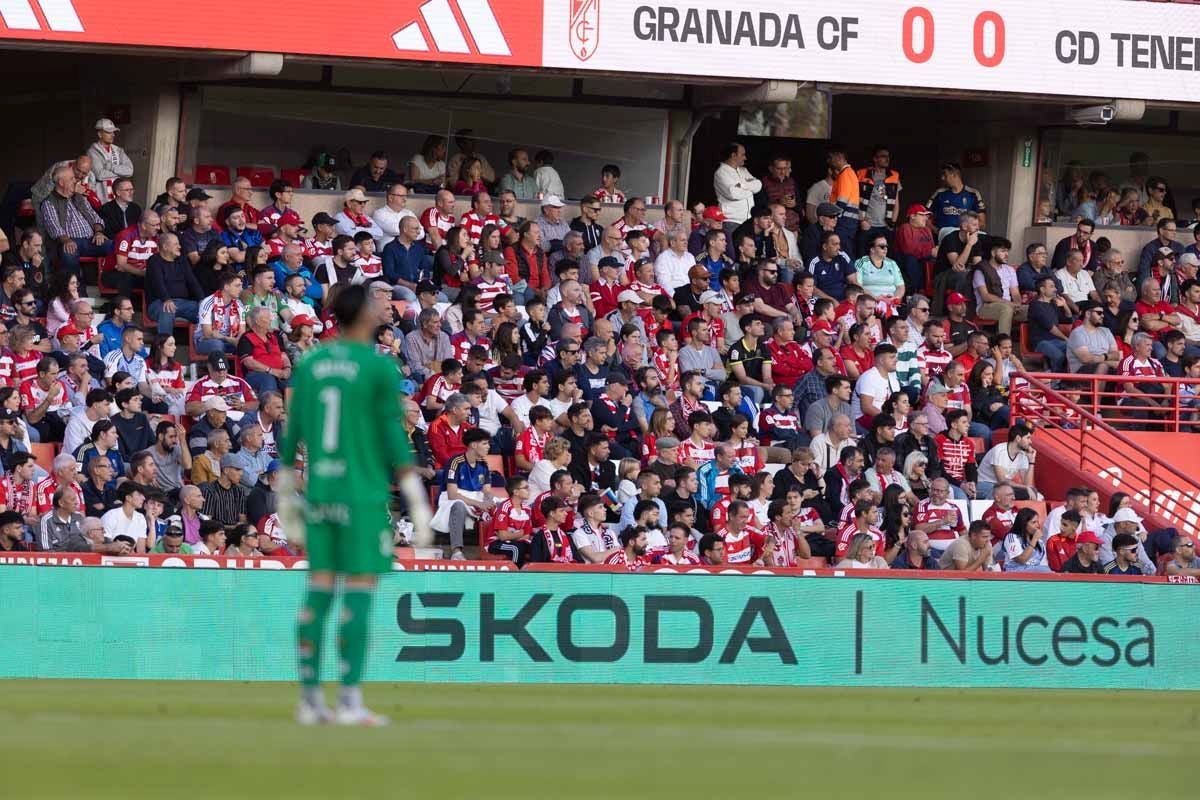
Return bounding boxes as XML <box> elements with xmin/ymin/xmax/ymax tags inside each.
<box><xmin>0</xmin><ymin>681</ymin><xmax>1195</xmax><ymax>799</ymax></box>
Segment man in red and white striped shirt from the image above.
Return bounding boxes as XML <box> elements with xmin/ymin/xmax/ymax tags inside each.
<box><xmin>934</xmin><ymin>409</ymin><xmax>976</xmax><ymax>495</ymax></box>
<box><xmin>420</xmin><ymin>189</ymin><xmax>457</xmax><ymax>250</ymax></box>
<box><xmin>1118</xmin><ymin>332</ymin><xmax>1167</xmax><ymax>424</ymax></box>
<box><xmin>716</xmin><ymin>501</ymin><xmax>766</xmax><ymax>564</ymax></box>
<box><xmin>981</xmin><ymin>481</ymin><xmax>1018</xmax><ymax>545</ymax></box>
<box><xmin>709</xmin><ymin>472</ymin><xmax>754</xmax><ymax>531</ymax></box>
<box><xmin>916</xmin><ymin>322</ymin><xmax>953</xmax><ymax>383</ymax></box>
<box><xmin>914</xmin><ymin>477</ymin><xmax>966</xmax><ymax>554</ymax></box>
<box><xmin>460</xmin><ymin>191</ymin><xmax>509</xmax><ymax>246</ymax></box>
<box><xmin>604</xmin><ymin>526</ymin><xmax>652</xmax><ymax>571</ymax></box>
<box><xmin>111</xmin><ymin>209</ymin><xmax>160</xmax><ymax>293</ymax></box>
<box><xmin>472</xmin><ymin>253</ymin><xmax>510</xmax><ymax>316</ymax></box>
<box><xmin>678</xmin><ymin>412</ymin><xmax>716</xmax><ymax>467</ymax></box>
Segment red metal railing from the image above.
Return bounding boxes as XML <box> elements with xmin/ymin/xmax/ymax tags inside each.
<box><xmin>1011</xmin><ymin>372</ymin><xmax>1200</xmax><ymax>535</ymax></box>
<box><xmin>1013</xmin><ymin>371</ymin><xmax>1200</xmax><ymax>433</ymax></box>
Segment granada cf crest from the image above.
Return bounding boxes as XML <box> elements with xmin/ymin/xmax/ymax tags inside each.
<box><xmin>569</xmin><ymin>0</ymin><xmax>599</xmax><ymax>61</ymax></box>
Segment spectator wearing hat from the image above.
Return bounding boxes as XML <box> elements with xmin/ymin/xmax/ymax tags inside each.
<box><xmin>1060</xmin><ymin>529</ymin><xmax>1107</xmax><ymax>574</ymax></box>
<box><xmin>246</xmin><ymin>458</ymin><xmax>280</xmax><ymax>529</ymax></box>
<box><xmin>150</xmin><ymin>525</ymin><xmax>193</xmax><ymax>554</ymax></box>
<box><xmin>304</xmin><ymin>211</ymin><xmax>339</xmax><ymax>269</ymax></box>
<box><xmin>87</xmin><ymin>118</ymin><xmax>134</xmax><ymax>204</ymax></box>
<box><xmin>145</xmin><ymin>231</ymin><xmax>204</xmax><ymax>338</ymax></box>
<box><xmin>535</xmin><ymin>194</ymin><xmax>570</xmax><ymax>254</ymax></box>
<box><xmin>184</xmin><ymin>351</ymin><xmax>257</xmax><ymax>418</ymax></box>
<box><xmin>800</xmin><ymin>201</ymin><xmax>839</xmax><ymax>266</ymax></box>
<box><xmin>688</xmin><ymin>206</ymin><xmax>726</xmax><ymax>257</ymax></box>
<box><xmin>930</xmin><ymin>211</ymin><xmax>985</xmax><ymax>316</ymax></box>
<box><xmin>201</xmin><ymin>454</ymin><xmax>248</xmax><ymax>526</ymax></box>
<box><xmin>380</xmin><ymin>215</ymin><xmax>431</xmax><ymax>303</ymax></box>
<box><xmin>588</xmin><ymin>256</ymin><xmax>624</xmax><ymax>319</ymax></box>
<box><xmin>305</xmin><ymin>152</ymin><xmax>341</xmax><ymax>191</ymax></box>
<box><xmin>265</xmin><ymin>209</ymin><xmax>306</xmax><ymax>260</ymax></box>
<box><xmin>591</xmin><ymin>373</ymin><xmax>639</xmax><ymax>459</ymax></box>
<box><xmin>187</xmin><ymin>392</ymin><xmax>243</xmax><ymax>455</ymax></box>
<box><xmin>714</xmin><ymin>143</ymin><xmax>762</xmax><ymax>229</ymax></box>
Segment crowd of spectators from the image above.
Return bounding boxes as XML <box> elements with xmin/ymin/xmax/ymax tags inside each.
<box><xmin>2</xmin><ymin>118</ymin><xmax>1199</xmax><ymax>579</ymax></box>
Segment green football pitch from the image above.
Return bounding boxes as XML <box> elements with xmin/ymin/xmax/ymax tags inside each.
<box><xmin>0</xmin><ymin>681</ymin><xmax>1194</xmax><ymax>798</ymax></box>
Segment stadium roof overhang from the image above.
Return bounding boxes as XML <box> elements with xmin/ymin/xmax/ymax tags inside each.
<box><xmin>3</xmin><ymin>0</ymin><xmax>1200</xmax><ymax>109</ymax></box>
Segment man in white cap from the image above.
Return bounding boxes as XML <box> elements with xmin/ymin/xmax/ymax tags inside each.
<box><xmin>335</xmin><ymin>188</ymin><xmax>383</xmax><ymax>240</ymax></box>
<box><xmin>607</xmin><ymin>290</ymin><xmax>647</xmax><ymax>340</ymax></box>
<box><xmin>535</xmin><ymin>195</ymin><xmax>570</xmax><ymax>258</ymax></box>
<box><xmin>88</xmin><ymin>119</ymin><xmax>134</xmax><ymax>205</ymax></box>
<box><xmin>1097</xmin><ymin>506</ymin><xmax>1157</xmax><ymax>575</ymax></box>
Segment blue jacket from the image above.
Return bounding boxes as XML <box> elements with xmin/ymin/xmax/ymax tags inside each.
<box><xmin>381</xmin><ymin>239</ymin><xmax>431</xmax><ymax>285</ymax></box>
<box><xmin>696</xmin><ymin>460</ymin><xmax>745</xmax><ymax>510</ymax></box>
<box><xmin>220</xmin><ymin>227</ymin><xmax>264</xmax><ymax>252</ymax></box>
<box><xmin>271</xmin><ymin>260</ymin><xmax>323</xmax><ymax>304</ymax></box>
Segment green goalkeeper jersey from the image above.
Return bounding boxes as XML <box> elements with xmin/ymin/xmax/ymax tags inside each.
<box><xmin>279</xmin><ymin>340</ymin><xmax>413</xmax><ymax>511</ymax></box>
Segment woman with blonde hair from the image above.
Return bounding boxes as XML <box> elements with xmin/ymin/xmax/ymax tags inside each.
<box><xmin>528</xmin><ymin>436</ymin><xmax>572</xmax><ymax>497</ymax></box>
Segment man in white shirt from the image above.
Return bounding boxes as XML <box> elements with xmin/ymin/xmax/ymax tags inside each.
<box><xmin>371</xmin><ymin>184</ymin><xmax>420</xmax><ymax>249</ymax></box>
<box><xmin>654</xmin><ymin>229</ymin><xmax>697</xmax><ymax>292</ymax></box>
<box><xmin>975</xmin><ymin>423</ymin><xmax>1042</xmax><ymax>500</ymax></box>
<box><xmin>850</xmin><ymin>343</ymin><xmax>901</xmax><ymax>426</ymax></box>
<box><xmin>713</xmin><ymin>143</ymin><xmax>762</xmax><ymax>228</ymax></box>
<box><xmin>1055</xmin><ymin>248</ymin><xmax>1099</xmax><ymax>305</ymax></box>
<box><xmin>62</xmin><ymin>388</ymin><xmax>113</xmax><ymax>457</ymax></box>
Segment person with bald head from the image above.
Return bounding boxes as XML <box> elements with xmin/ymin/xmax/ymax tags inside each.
<box><xmin>272</xmin><ymin>242</ymin><xmax>322</xmax><ymax>304</ymax></box>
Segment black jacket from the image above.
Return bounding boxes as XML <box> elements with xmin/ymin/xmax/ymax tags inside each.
<box><xmin>569</xmin><ymin>456</ymin><xmax>617</xmax><ymax>495</ymax></box>
<box><xmin>99</xmin><ymin>200</ymin><xmax>141</xmax><ymax>238</ymax></box>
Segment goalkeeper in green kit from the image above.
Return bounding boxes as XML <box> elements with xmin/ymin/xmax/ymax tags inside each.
<box><xmin>279</xmin><ymin>283</ymin><xmax>432</xmax><ymax>727</ymax></box>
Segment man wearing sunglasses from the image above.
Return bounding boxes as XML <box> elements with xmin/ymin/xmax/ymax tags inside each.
<box><xmin>1164</xmin><ymin>534</ymin><xmax>1200</xmax><ymax>577</ymax></box>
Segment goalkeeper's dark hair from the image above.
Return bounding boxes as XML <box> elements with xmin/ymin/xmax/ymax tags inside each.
<box><xmin>330</xmin><ymin>283</ymin><xmax>370</xmax><ymax>328</ymax></box>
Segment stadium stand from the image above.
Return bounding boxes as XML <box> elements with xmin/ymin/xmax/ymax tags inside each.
<box><xmin>2</xmin><ymin>118</ymin><xmax>1199</xmax><ymax>583</ymax></box>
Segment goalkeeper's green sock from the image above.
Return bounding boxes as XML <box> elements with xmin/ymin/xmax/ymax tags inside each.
<box><xmin>338</xmin><ymin>587</ymin><xmax>374</xmax><ymax>690</ymax></box>
<box><xmin>297</xmin><ymin>585</ymin><xmax>335</xmax><ymax>693</ymax></box>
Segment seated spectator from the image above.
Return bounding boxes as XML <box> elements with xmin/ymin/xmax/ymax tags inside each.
<box><xmin>1103</xmin><ymin>531</ymin><xmax>1146</xmax><ymax>576</ymax></box>
<box><xmin>1067</xmin><ymin>301</ymin><xmax>1120</xmax><ymax>374</ymax></box>
<box><xmin>1094</xmin><ymin>249</ymin><xmax>1136</xmax><ymax>305</ymax></box>
<box><xmin>150</xmin><ymin>525</ymin><xmax>192</xmax><ymax>554</ymax></box>
<box><xmin>191</xmin><ymin>429</ymin><xmax>231</xmax><ymax>485</ymax></box>
<box><xmin>1002</xmin><ymin>508</ymin><xmax>1051</xmax><ymax>573</ymax></box>
<box><xmin>100</xmin><ymin>481</ymin><xmax>148</xmax><ymax>552</ymax></box>
<box><xmin>229</xmin><ymin>426</ymin><xmax>272</xmax><ymax>489</ymax></box>
<box><xmin>21</xmin><ymin>356</ymin><xmax>70</xmax><ymax>443</ymax></box>
<box><xmin>807</xmin><ymin>229</ymin><xmax>857</xmax><ymax>302</ymax></box>
<box><xmin>144</xmin><ymin>232</ymin><xmax>204</xmax><ymax>339</ymax></box>
<box><xmin>938</xmin><ymin>520</ymin><xmax>994</xmax><ymax>571</ymax></box>
<box><xmin>408</xmin><ymin>135</ymin><xmax>448</xmax><ymax>192</ymax></box>
<box><xmin>219</xmin><ymin>206</ymin><xmax>263</xmax><ymax>266</ymax></box>
<box><xmin>1015</xmin><ymin>242</ymin><xmax>1060</xmax><ymax>298</ymax></box>
<box><xmin>99</xmin><ymin>177</ymin><xmax>141</xmax><ymax>239</ymax></box>
<box><xmin>0</xmin><ymin>509</ymin><xmax>30</xmax><ymax>552</ymax></box>
<box><xmin>431</xmin><ymin>428</ymin><xmax>495</xmax><ymax>561</ymax></box>
<box><xmin>183</xmin><ymin>352</ymin><xmax>257</xmax><ymax>418</ymax></box>
<box><xmin>192</xmin><ymin>520</ymin><xmax>227</xmax><ymax>555</ymax></box>
<box><xmin>81</xmin><ymin>454</ymin><xmax>118</xmax><ymax>518</ymax></box>
<box><xmin>40</xmin><ymin>164</ymin><xmax>111</xmax><ymax>285</ymax></box>
<box><xmin>201</xmin><ymin>455</ymin><xmax>248</xmax><ymax>526</ymax></box>
<box><xmin>236</xmin><ymin>307</ymin><xmax>291</xmax><ymax>395</ymax></box>
<box><xmin>930</xmin><ymin>211</ymin><xmax>984</xmax><ymax>316</ymax></box>
<box><xmin>504</xmin><ymin>221</ymin><xmax>552</xmax><ymax>302</ymax></box>
<box><xmin>427</xmin><ymin>393</ymin><xmax>473</xmax><ymax>470</ymax></box>
<box><xmin>1161</xmin><ymin>532</ymin><xmax>1200</xmax><ymax>577</ymax></box>
<box><xmin>1045</xmin><ymin>509</ymin><xmax>1084</xmax><ymax>571</ymax></box>
<box><xmin>1060</xmin><ymin>530</ymin><xmax>1106</xmax><ymax>574</ymax></box>
<box><xmin>893</xmin><ymin>204</ymin><xmax>935</xmax><ymax>292</ymax></box>
<box><xmin>1098</xmin><ymin>506</ymin><xmax>1157</xmax><ymax>575</ymax></box>
<box><xmin>972</xmin><ymin>237</ymin><xmax>1026</xmax><ymax>335</ymax></box>
<box><xmin>76</xmin><ymin>419</ymin><xmax>125</xmax><ymax>479</ymax></box>
<box><xmin>38</xmin><ymin>485</ymin><xmax>111</xmax><ymax>553</ymax></box>
<box><xmin>194</xmin><ymin>273</ymin><xmax>246</xmax><ymax>356</ymax></box>
<box><xmin>350</xmin><ymin>150</ymin><xmax>402</xmax><ymax>193</ymax></box>
<box><xmin>890</xmin><ymin>527</ymin><xmax>939</xmax><ymax>570</ymax></box>
<box><xmin>835</xmin><ymin>526</ymin><xmax>889</xmax><ymax>571</ymax></box>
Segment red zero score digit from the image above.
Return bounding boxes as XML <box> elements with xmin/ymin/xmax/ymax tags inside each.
<box><xmin>973</xmin><ymin>11</ymin><xmax>1005</xmax><ymax>67</ymax></box>
<box><xmin>902</xmin><ymin>7</ymin><xmax>934</xmax><ymax>63</ymax></box>
<box><xmin>902</xmin><ymin>7</ymin><xmax>1006</xmax><ymax>67</ymax></box>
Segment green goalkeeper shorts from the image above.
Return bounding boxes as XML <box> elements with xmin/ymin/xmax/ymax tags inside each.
<box><xmin>303</xmin><ymin>502</ymin><xmax>394</xmax><ymax>575</ymax></box>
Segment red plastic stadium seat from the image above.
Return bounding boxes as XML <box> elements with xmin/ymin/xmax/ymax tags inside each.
<box><xmin>1013</xmin><ymin>500</ymin><xmax>1048</xmax><ymax>519</ymax></box>
<box><xmin>968</xmin><ymin>436</ymin><xmax>986</xmax><ymax>457</ymax></box>
<box><xmin>281</xmin><ymin>168</ymin><xmax>306</xmax><ymax>187</ymax></box>
<box><xmin>195</xmin><ymin>165</ymin><xmax>231</xmax><ymax>186</ymax></box>
<box><xmin>1018</xmin><ymin>323</ymin><xmax>1045</xmax><ymax>366</ymax></box>
<box><xmin>31</xmin><ymin>442</ymin><xmax>59</xmax><ymax>473</ymax></box>
<box><xmin>236</xmin><ymin>166</ymin><xmax>276</xmax><ymax>188</ymax></box>
<box><xmin>486</xmin><ymin>454</ymin><xmax>506</xmax><ymax>480</ymax></box>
